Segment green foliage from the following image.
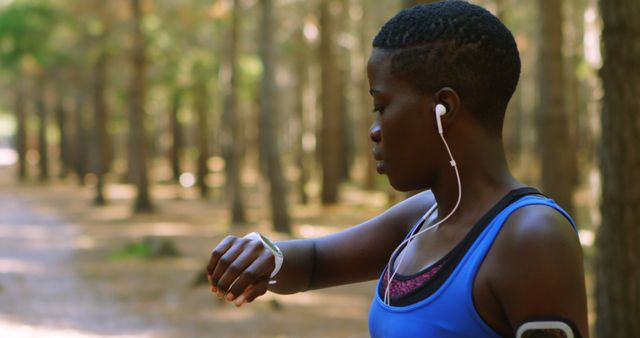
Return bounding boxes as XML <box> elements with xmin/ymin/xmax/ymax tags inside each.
<box><xmin>107</xmin><ymin>237</ymin><xmax>181</xmax><ymax>261</ymax></box>
<box><xmin>238</xmin><ymin>54</ymin><xmax>262</xmax><ymax>100</ymax></box>
<box><xmin>0</xmin><ymin>0</ymin><xmax>59</xmax><ymax>69</ymax></box>
<box><xmin>107</xmin><ymin>242</ymin><xmax>153</xmax><ymax>260</ymax></box>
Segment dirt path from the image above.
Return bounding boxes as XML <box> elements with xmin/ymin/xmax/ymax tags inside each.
<box><xmin>0</xmin><ymin>169</ymin><xmax>381</xmax><ymax>337</ymax></box>
<box><xmin>0</xmin><ymin>181</ymin><xmax>164</xmax><ymax>337</ymax></box>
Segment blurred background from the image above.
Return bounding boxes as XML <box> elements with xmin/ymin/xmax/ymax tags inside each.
<box><xmin>0</xmin><ymin>0</ymin><xmax>637</xmax><ymax>337</ymax></box>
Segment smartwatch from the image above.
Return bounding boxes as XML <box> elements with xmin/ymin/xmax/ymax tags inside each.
<box><xmin>244</xmin><ymin>232</ymin><xmax>284</xmax><ymax>278</ymax></box>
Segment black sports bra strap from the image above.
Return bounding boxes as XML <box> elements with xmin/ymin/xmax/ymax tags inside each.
<box><xmin>508</xmin><ymin>187</ymin><xmax>545</xmax><ymax>200</ymax></box>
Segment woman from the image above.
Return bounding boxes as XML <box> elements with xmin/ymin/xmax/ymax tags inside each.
<box><xmin>206</xmin><ymin>1</ymin><xmax>589</xmax><ymax>337</ymax></box>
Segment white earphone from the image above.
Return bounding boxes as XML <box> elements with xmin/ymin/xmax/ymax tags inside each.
<box><xmin>383</xmin><ymin>102</ymin><xmax>463</xmax><ymax>305</ymax></box>
<box><xmin>435</xmin><ymin>103</ymin><xmax>447</xmax><ymax>134</ymax></box>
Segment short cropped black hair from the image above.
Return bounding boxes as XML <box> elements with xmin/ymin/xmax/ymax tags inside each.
<box><xmin>373</xmin><ymin>0</ymin><xmax>520</xmax><ymax>135</ymax></box>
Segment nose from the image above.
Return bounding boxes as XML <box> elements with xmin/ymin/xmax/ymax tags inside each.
<box><xmin>369</xmin><ymin>122</ymin><xmax>381</xmax><ymax>143</ymax></box>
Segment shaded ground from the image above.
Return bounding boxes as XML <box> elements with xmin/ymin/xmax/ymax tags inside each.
<box><xmin>0</xmin><ymin>167</ymin><xmax>386</xmax><ymax>338</ymax></box>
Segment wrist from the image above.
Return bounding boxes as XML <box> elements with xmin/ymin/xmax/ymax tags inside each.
<box><xmin>244</xmin><ymin>232</ymin><xmax>284</xmax><ymax>279</ymax></box>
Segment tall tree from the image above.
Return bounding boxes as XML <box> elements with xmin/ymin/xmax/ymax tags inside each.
<box><xmin>536</xmin><ymin>0</ymin><xmax>575</xmax><ymax>215</ymax></box>
<box><xmin>54</xmin><ymin>86</ymin><xmax>69</xmax><ymax>178</ymax></box>
<box><xmin>129</xmin><ymin>0</ymin><xmax>153</xmax><ymax>212</ymax></box>
<box><xmin>72</xmin><ymin>86</ymin><xmax>88</xmax><ymax>185</ymax></box>
<box><xmin>564</xmin><ymin>0</ymin><xmax>587</xmax><ymax>189</ymax></box>
<box><xmin>193</xmin><ymin>64</ymin><xmax>210</xmax><ymax>198</ymax></box>
<box><xmin>319</xmin><ymin>0</ymin><xmax>343</xmax><ymax>204</ymax></box>
<box><xmin>0</xmin><ymin>1</ymin><xmax>56</xmax><ymax>182</ymax></box>
<box><xmin>494</xmin><ymin>0</ymin><xmax>522</xmax><ymax>167</ymax></box>
<box><xmin>167</xmin><ymin>87</ymin><xmax>183</xmax><ymax>182</ymax></box>
<box><xmin>91</xmin><ymin>9</ymin><xmax>110</xmax><ymax>205</ymax></box>
<box><xmin>359</xmin><ymin>0</ymin><xmax>376</xmax><ymax>190</ymax></box>
<box><xmin>35</xmin><ymin>79</ymin><xmax>49</xmax><ymax>181</ymax></box>
<box><xmin>223</xmin><ymin>0</ymin><xmax>247</xmax><ymax>223</ymax></box>
<box><xmin>259</xmin><ymin>0</ymin><xmax>291</xmax><ymax>234</ymax></box>
<box><xmin>14</xmin><ymin>78</ymin><xmax>27</xmax><ymax>181</ymax></box>
<box><xmin>292</xmin><ymin>18</ymin><xmax>310</xmax><ymax>204</ymax></box>
<box><xmin>596</xmin><ymin>0</ymin><xmax>640</xmax><ymax>336</ymax></box>
<box><xmin>336</xmin><ymin>0</ymin><xmax>353</xmax><ymax>182</ymax></box>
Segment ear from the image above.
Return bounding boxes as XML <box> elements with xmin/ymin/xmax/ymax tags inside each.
<box><xmin>432</xmin><ymin>87</ymin><xmax>461</xmax><ymax>130</ymax></box>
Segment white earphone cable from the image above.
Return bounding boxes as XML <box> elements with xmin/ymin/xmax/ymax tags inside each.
<box><xmin>384</xmin><ymin>132</ymin><xmax>462</xmax><ymax>305</ymax></box>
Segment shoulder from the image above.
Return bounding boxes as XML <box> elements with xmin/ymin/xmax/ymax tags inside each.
<box><xmin>487</xmin><ymin>202</ymin><xmax>588</xmax><ymax>336</ymax></box>
<box><xmin>502</xmin><ymin>203</ymin><xmax>578</xmax><ymax>251</ymax></box>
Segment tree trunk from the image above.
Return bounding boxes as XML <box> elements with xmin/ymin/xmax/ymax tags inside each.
<box><xmin>35</xmin><ymin>80</ymin><xmax>49</xmax><ymax>182</ymax></box>
<box><xmin>359</xmin><ymin>0</ymin><xmax>376</xmax><ymax>190</ymax></box>
<box><xmin>14</xmin><ymin>77</ymin><xmax>27</xmax><ymax>181</ymax></box>
<box><xmin>536</xmin><ymin>0</ymin><xmax>575</xmax><ymax>215</ymax></box>
<box><xmin>496</xmin><ymin>0</ymin><xmax>522</xmax><ymax>168</ymax></box>
<box><xmin>293</xmin><ymin>25</ymin><xmax>310</xmax><ymax>205</ymax></box>
<box><xmin>564</xmin><ymin>0</ymin><xmax>587</xmax><ymax>218</ymax></box>
<box><xmin>92</xmin><ymin>28</ymin><xmax>109</xmax><ymax>205</ymax></box>
<box><xmin>55</xmin><ymin>88</ymin><xmax>69</xmax><ymax>178</ymax></box>
<box><xmin>223</xmin><ymin>0</ymin><xmax>247</xmax><ymax>224</ymax></box>
<box><xmin>193</xmin><ymin>72</ymin><xmax>210</xmax><ymax>198</ymax></box>
<box><xmin>319</xmin><ymin>0</ymin><xmax>342</xmax><ymax>204</ymax></box>
<box><xmin>259</xmin><ymin>0</ymin><xmax>291</xmax><ymax>234</ymax></box>
<box><xmin>168</xmin><ymin>88</ymin><xmax>183</xmax><ymax>182</ymax></box>
<box><xmin>596</xmin><ymin>0</ymin><xmax>640</xmax><ymax>336</ymax></box>
<box><xmin>129</xmin><ymin>0</ymin><xmax>152</xmax><ymax>212</ymax></box>
<box><xmin>72</xmin><ymin>89</ymin><xmax>88</xmax><ymax>185</ymax></box>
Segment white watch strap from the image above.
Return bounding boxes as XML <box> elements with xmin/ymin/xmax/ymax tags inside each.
<box><xmin>243</xmin><ymin>232</ymin><xmax>283</xmax><ymax>279</ymax></box>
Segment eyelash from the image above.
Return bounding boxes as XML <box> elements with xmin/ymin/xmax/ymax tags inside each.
<box><xmin>373</xmin><ymin>106</ymin><xmax>385</xmax><ymax>114</ymax></box>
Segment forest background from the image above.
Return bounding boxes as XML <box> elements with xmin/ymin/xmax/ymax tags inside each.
<box><xmin>0</xmin><ymin>0</ymin><xmax>638</xmax><ymax>337</ymax></box>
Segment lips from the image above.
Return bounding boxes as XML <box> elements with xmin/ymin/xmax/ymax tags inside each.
<box><xmin>372</xmin><ymin>148</ymin><xmax>385</xmax><ymax>174</ymax></box>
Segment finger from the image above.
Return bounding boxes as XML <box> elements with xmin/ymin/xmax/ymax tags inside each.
<box><xmin>244</xmin><ymin>277</ymin><xmax>269</xmax><ymax>303</ymax></box>
<box><xmin>219</xmin><ymin>240</ymin><xmax>269</xmax><ymax>298</ymax></box>
<box><xmin>207</xmin><ymin>236</ymin><xmax>236</xmax><ymax>276</ymax></box>
<box><xmin>234</xmin><ymin>285</ymin><xmax>254</xmax><ymax>307</ymax></box>
<box><xmin>210</xmin><ymin>239</ymin><xmax>248</xmax><ymax>289</ymax></box>
<box><xmin>225</xmin><ymin>251</ymin><xmax>273</xmax><ymax>300</ymax></box>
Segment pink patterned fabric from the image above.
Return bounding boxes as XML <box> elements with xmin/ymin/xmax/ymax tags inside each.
<box><xmin>381</xmin><ymin>260</ymin><xmax>446</xmax><ymax>298</ymax></box>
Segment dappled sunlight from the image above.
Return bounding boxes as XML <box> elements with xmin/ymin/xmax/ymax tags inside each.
<box><xmin>0</xmin><ymin>223</ymin><xmax>50</xmax><ymax>239</ymax></box>
<box><xmin>579</xmin><ymin>229</ymin><xmax>595</xmax><ymax>247</ymax></box>
<box><xmin>0</xmin><ymin>148</ymin><xmax>17</xmax><ymax>166</ymax></box>
<box><xmin>105</xmin><ymin>184</ymin><xmax>137</xmax><ymax>200</ymax></box>
<box><xmin>0</xmin><ymin>320</ymin><xmax>130</xmax><ymax>338</ymax></box>
<box><xmin>81</xmin><ymin>205</ymin><xmax>132</xmax><ymax>223</ymax></box>
<box><xmin>0</xmin><ymin>258</ymin><xmax>45</xmax><ymax>274</ymax></box>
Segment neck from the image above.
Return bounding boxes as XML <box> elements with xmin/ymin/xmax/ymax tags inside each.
<box><xmin>430</xmin><ymin>130</ymin><xmax>522</xmax><ymax>225</ymax></box>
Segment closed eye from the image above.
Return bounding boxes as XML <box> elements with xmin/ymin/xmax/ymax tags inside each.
<box><xmin>372</xmin><ymin>106</ymin><xmax>385</xmax><ymax>114</ymax></box>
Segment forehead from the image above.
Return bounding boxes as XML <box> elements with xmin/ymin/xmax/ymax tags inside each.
<box><xmin>367</xmin><ymin>48</ymin><xmax>416</xmax><ymax>95</ymax></box>
<box><xmin>367</xmin><ymin>48</ymin><xmax>393</xmax><ymax>78</ymax></box>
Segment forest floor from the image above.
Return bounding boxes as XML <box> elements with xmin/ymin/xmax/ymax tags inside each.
<box><xmin>0</xmin><ymin>166</ymin><xmax>387</xmax><ymax>338</ymax></box>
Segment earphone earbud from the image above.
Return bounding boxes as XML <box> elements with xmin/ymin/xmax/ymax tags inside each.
<box><xmin>435</xmin><ymin>104</ymin><xmax>447</xmax><ymax>134</ymax></box>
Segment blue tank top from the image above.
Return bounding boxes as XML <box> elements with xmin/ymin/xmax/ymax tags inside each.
<box><xmin>368</xmin><ymin>194</ymin><xmax>576</xmax><ymax>338</ymax></box>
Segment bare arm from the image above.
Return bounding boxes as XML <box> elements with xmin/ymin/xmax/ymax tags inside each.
<box><xmin>206</xmin><ymin>190</ymin><xmax>434</xmax><ymax>305</ymax></box>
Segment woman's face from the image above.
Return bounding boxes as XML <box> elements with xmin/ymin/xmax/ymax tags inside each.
<box><xmin>367</xmin><ymin>48</ymin><xmax>440</xmax><ymax>191</ymax></box>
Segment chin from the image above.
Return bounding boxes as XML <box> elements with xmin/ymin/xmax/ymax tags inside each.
<box><xmin>388</xmin><ymin>176</ymin><xmax>423</xmax><ymax>193</ymax></box>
